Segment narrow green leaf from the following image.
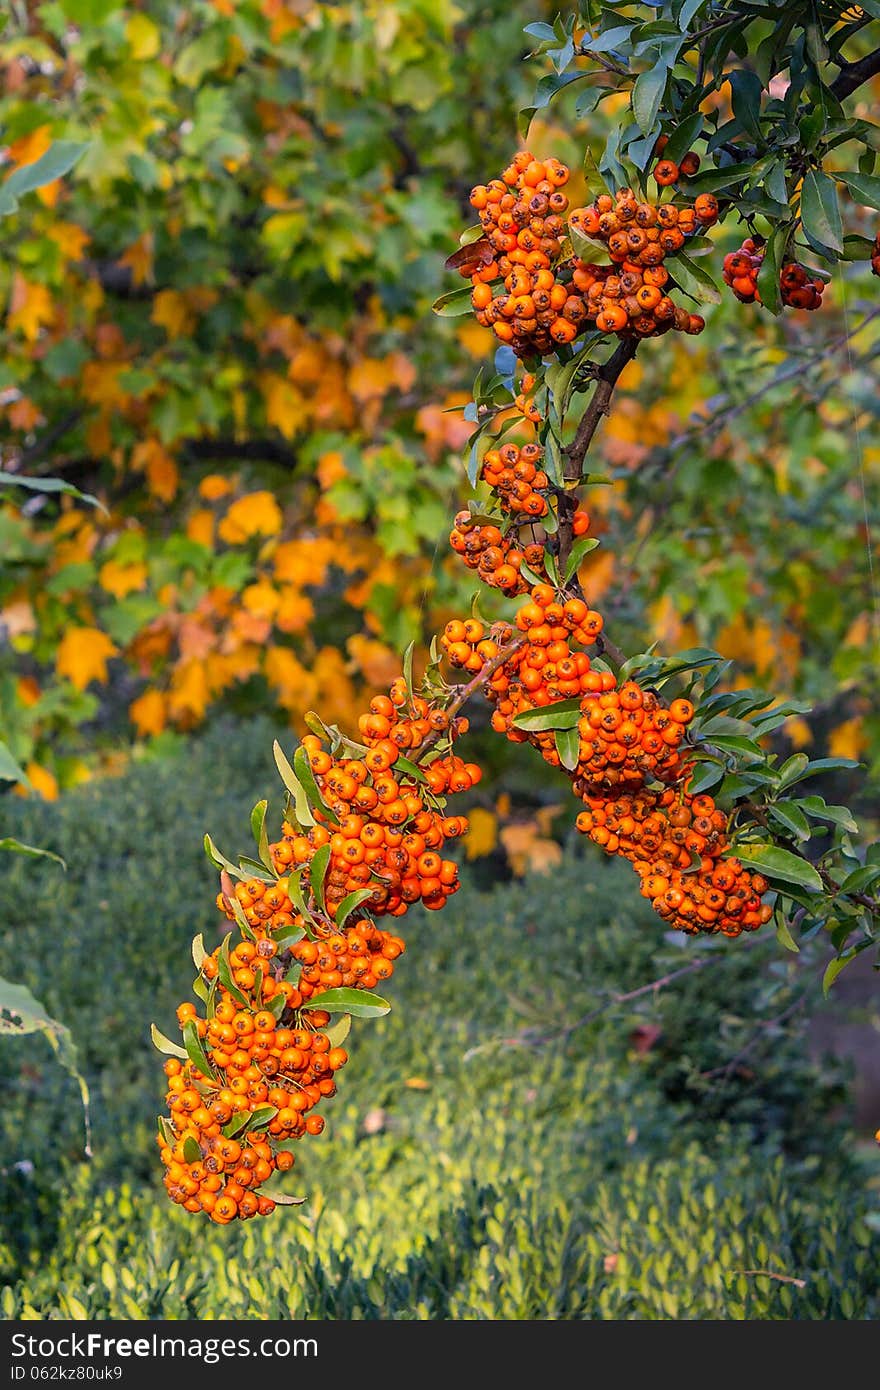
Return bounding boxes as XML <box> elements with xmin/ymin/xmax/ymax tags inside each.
<box><xmin>250</xmin><ymin>799</ymin><xmax>272</xmax><ymax>870</ymax></box>
<box><xmin>183</xmin><ymin>1136</ymin><xmax>202</xmax><ymax>1165</ymax></box>
<box><xmin>204</xmin><ymin>833</ymin><xmax>245</xmax><ymax>880</ymax></box>
<box><xmin>333</xmin><ymin>888</ymin><xmax>375</xmax><ymax>928</ymax></box>
<box><xmin>664</xmin><ymin>250</ymin><xmax>722</xmax><ymax>304</ymax></box>
<box><xmin>775</xmin><ymin>912</ymin><xmax>800</xmax><ymax>953</ymax></box>
<box><xmin>237</xmin><ymin>855</ymin><xmax>276</xmax><ymax>882</ymax></box>
<box><xmin>839</xmin><ymin>864</ymin><xmax>880</xmax><ymax>896</ymax></box>
<box><xmin>2</xmin><ymin>140</ymin><xmax>88</xmax><ymax>198</ymax></box>
<box><xmin>756</xmin><ymin>225</ymin><xmax>786</xmax><ymax>315</ymax></box>
<box><xmin>301</xmin><ymin>988</ymin><xmax>391</xmax><ymax>1019</ymax></box>
<box><xmin>395</xmin><ymin>754</ymin><xmax>428</xmax><ymax>785</ymax></box>
<box><xmin>768</xmin><ymin>801</ymin><xmax>811</xmax><ymax>841</ymax></box>
<box><xmin>309</xmin><ymin>842</ymin><xmax>331</xmax><ymax>913</ymax></box>
<box><xmin>662</xmin><ymin>113</ymin><xmax>704</xmax><ymax>167</ymax></box>
<box><xmin>229</xmin><ymin>895</ymin><xmax>257</xmax><ymax>942</ymax></box>
<box><xmin>191</xmin><ymin>934</ymin><xmax>207</xmax><ymax>971</ymax></box>
<box><xmin>0</xmin><ymin>470</ymin><xmax>104</xmax><ymax>511</ymax></box>
<box><xmin>564</xmin><ymin>536</ymin><xmax>600</xmax><ymax>581</ymax></box>
<box><xmin>294</xmin><ymin>745</ymin><xmax>339</xmax><ymax>825</ymax></box>
<box><xmin>182</xmin><ymin>1019</ymin><xmax>214</xmax><ymax>1080</ymax></box>
<box><xmin>325</xmin><ymin>1014</ymin><xmax>352</xmax><ymax>1048</ymax></box>
<box><xmin>554</xmin><ymin>725</ymin><xmax>580</xmax><ymax>771</ymax></box>
<box><xmin>798</xmin><ymin>796</ymin><xmax>859</xmax><ymax>834</ymax></box>
<box><xmin>150</xmin><ymin>1024</ymin><xmax>188</xmax><ymax>1059</ymax></box>
<box><xmin>272</xmin><ymin>740</ymin><xmax>315</xmax><ymax>828</ymax></box>
<box><xmin>222</xmin><ymin>1111</ymin><xmax>252</xmax><ymax>1139</ymax></box>
<box><xmin>217</xmin><ymin>934</ymin><xmax>250</xmax><ymax>1007</ymax></box>
<box><xmin>0</xmin><ymin>740</ymin><xmax>28</xmax><ymax>785</ymax></box>
<box><xmin>0</xmin><ymin>837</ymin><xmax>66</xmax><ymax>868</ymax></box>
<box><xmin>632</xmin><ymin>63</ymin><xmax>668</xmax><ymax>136</ymax></box>
<box><xmin>823</xmin><ymin>941</ymin><xmax>872</xmax><ymax>996</ymax></box>
<box><xmin>432</xmin><ymin>285</ymin><xmax>476</xmax><ymax>317</ymax></box>
<box><xmin>683</xmin><ymin>163</ymin><xmax>751</xmax><ymax>196</ymax></box>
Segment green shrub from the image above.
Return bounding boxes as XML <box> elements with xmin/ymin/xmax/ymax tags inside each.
<box><xmin>0</xmin><ymin>720</ymin><xmax>877</xmax><ymax>1318</ymax></box>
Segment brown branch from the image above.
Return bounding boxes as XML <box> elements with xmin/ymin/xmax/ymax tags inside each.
<box><xmin>4</xmin><ymin>409</ymin><xmax>85</xmax><ymax>471</ymax></box>
<box><xmin>737</xmin><ymin>1270</ymin><xmax>807</xmax><ymax>1289</ymax></box>
<box><xmin>182</xmin><ymin>437</ymin><xmax>299</xmax><ymax>468</ymax></box>
<box><xmin>831</xmin><ymin>45</ymin><xmax>880</xmax><ymax>100</ymax></box>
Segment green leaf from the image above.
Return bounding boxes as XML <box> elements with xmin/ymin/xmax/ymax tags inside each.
<box><xmin>191</xmin><ymin>934</ymin><xmax>207</xmax><ymax>971</ymax></box>
<box><xmin>333</xmin><ymin>888</ymin><xmax>374</xmax><ymax>928</ymax></box>
<box><xmin>324</xmin><ymin>1014</ymin><xmax>352</xmax><ymax>1048</ymax></box>
<box><xmin>241</xmin><ymin>1104</ymin><xmax>278</xmax><ymax>1133</ymax></box>
<box><xmin>293</xmin><ymin>746</ymin><xmax>339</xmax><ymax>826</ymax></box>
<box><xmin>237</xmin><ymin>855</ymin><xmax>276</xmax><ymax>883</ymax></box>
<box><xmin>823</xmin><ymin>941</ymin><xmax>873</xmax><ymax>996</ymax></box>
<box><xmin>183</xmin><ymin>1136</ymin><xmax>202</xmax><ymax>1165</ymax></box>
<box><xmin>432</xmin><ymin>285</ymin><xmax>476</xmax><ymax>317</ymax></box>
<box><xmin>683</xmin><ymin>760</ymin><xmax>725</xmax><ymax>797</ymax></box>
<box><xmin>775</xmin><ymin>912</ymin><xmax>800</xmax><ymax>954</ymax></box>
<box><xmin>777</xmin><ymin>753</ymin><xmax>810</xmax><ymax>790</ymax></box>
<box><xmin>217</xmin><ymin>934</ymin><xmax>250</xmax><ymax>1008</ymax></box>
<box><xmin>301</xmin><ymin>988</ymin><xmax>391</xmax><ymax>1019</ymax></box>
<box><xmin>662</xmin><ymin>113</ymin><xmax>704</xmax><ymax>167</ymax></box>
<box><xmin>682</xmin><ymin>164</ymin><xmax>751</xmax><ymax>195</ymax></box>
<box><xmin>150</xmin><ymin>1024</ymin><xmax>187</xmax><ymax>1060</ymax></box>
<box><xmin>736</xmin><ymin>844</ymin><xmax>823</xmax><ymax>892</ymax></box>
<box><xmin>834</xmin><ymin>170</ymin><xmax>880</xmax><ymax>212</ymax></box>
<box><xmin>260</xmin><ymin>1190</ymin><xmax>308</xmax><ymax>1206</ymax></box>
<box><xmin>0</xmin><ymin>977</ymin><xmax>91</xmax><ymax>1152</ymax></box>
<box><xmin>204</xmin><ymin>833</ymin><xmax>245</xmax><ymax>881</ymax></box>
<box><xmin>511</xmin><ymin>699</ymin><xmax>582</xmax><ymax>732</ymax></box>
<box><xmin>555</xmin><ymin>725</ymin><xmax>580</xmax><ymax>771</ymax></box>
<box><xmin>250</xmin><ymin>800</ymin><xmax>271</xmax><ymax>870</ymax></box>
<box><xmin>265</xmin><ymin>991</ymin><xmax>289</xmax><ymax>1020</ymax></box>
<box><xmin>272</xmin><ymin>741</ymin><xmax>315</xmax><ymax>828</ymax></box>
<box><xmin>728</xmin><ymin>69</ymin><xmax>763</xmax><ymax>143</ymax></box>
<box><xmin>767</xmin><ymin>801</ymin><xmax>811</xmax><ymax>842</ymax></box>
<box><xmin>403</xmin><ymin>640</ymin><xmax>415</xmax><ymax>700</ymax></box>
<box><xmin>395</xmin><ymin>755</ymin><xmax>428</xmax><ymax>785</ymax></box>
<box><xmin>664</xmin><ymin>251</ymin><xmax>721</xmax><ymax>304</ymax></box>
<box><xmin>0</xmin><ymin>740</ymin><xmax>28</xmax><ymax>785</ymax></box>
<box><xmin>839</xmin><ymin>864</ymin><xmax>880</xmax><ymax>896</ymax></box>
<box><xmin>632</xmin><ymin>63</ymin><xmax>668</xmax><ymax>136</ymax></box>
<box><xmin>0</xmin><ymin>837</ymin><xmax>66</xmax><ymax>868</ymax></box>
<box><xmin>272</xmin><ymin>922</ymin><xmax>305</xmax><ymax>952</ymax></box>
<box><xmin>756</xmin><ymin>225</ymin><xmax>786</xmax><ymax>315</ymax></box>
<box><xmin>182</xmin><ymin>1019</ymin><xmax>214</xmax><ymax>1080</ymax></box>
<box><xmin>229</xmin><ymin>895</ymin><xmax>257</xmax><ymax>943</ymax></box>
<box><xmin>309</xmin><ymin>843</ymin><xmax>331</xmax><ymax>913</ymax></box>
<box><xmin>800</xmin><ymin>169</ymin><xmax>843</xmax><ymax>254</ymax></box>
<box><xmin>1</xmin><ymin>140</ymin><xmax>88</xmax><ymax>202</ymax></box>
<box><xmin>564</xmin><ymin>536</ymin><xmax>600</xmax><ymax>581</ymax></box>
<box><xmin>222</xmin><ymin>1111</ymin><xmax>253</xmax><ymax>1139</ymax></box>
<box><xmin>797</xmin><ymin>796</ymin><xmax>859</xmax><ymax>834</ymax></box>
<box><xmin>0</xmin><ymin>470</ymin><xmax>104</xmax><ymax>512</ymax></box>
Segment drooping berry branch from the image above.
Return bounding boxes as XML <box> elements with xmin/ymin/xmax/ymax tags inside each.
<box><xmin>153</xmin><ymin>4</ymin><xmax>880</xmax><ymax>1222</ymax></box>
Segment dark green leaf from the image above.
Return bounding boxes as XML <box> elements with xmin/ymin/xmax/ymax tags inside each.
<box><xmin>632</xmin><ymin>63</ymin><xmax>668</xmax><ymax>136</ymax></box>
<box><xmin>333</xmin><ymin>888</ymin><xmax>374</xmax><ymax>928</ymax></box>
<box><xmin>800</xmin><ymin>169</ymin><xmax>843</xmax><ymax>254</ymax></box>
<box><xmin>250</xmin><ymin>799</ymin><xmax>271</xmax><ymax>870</ymax></box>
<box><xmin>664</xmin><ymin>251</ymin><xmax>721</xmax><ymax>304</ymax></box>
<box><xmin>0</xmin><ymin>470</ymin><xmax>104</xmax><ymax>511</ymax></box>
<box><xmin>775</xmin><ymin>912</ymin><xmax>800</xmax><ymax>953</ymax></box>
<box><xmin>834</xmin><ymin>170</ymin><xmax>880</xmax><ymax>211</ymax></box>
<box><xmin>432</xmin><ymin>285</ymin><xmax>476</xmax><ymax>317</ymax></box>
<box><xmin>2</xmin><ymin>140</ymin><xmax>88</xmax><ymax>201</ymax></box>
<box><xmin>683</xmin><ymin>163</ymin><xmax>751</xmax><ymax>195</ymax></box>
<box><xmin>182</xmin><ymin>1019</ymin><xmax>214</xmax><ymax>1080</ymax></box>
<box><xmin>756</xmin><ymin>225</ymin><xmax>786</xmax><ymax>315</ymax></box>
<box><xmin>768</xmin><ymin>801</ymin><xmax>811</xmax><ymax>841</ymax></box>
<box><xmin>564</xmin><ymin>536</ymin><xmax>600</xmax><ymax>581</ymax></box>
<box><xmin>511</xmin><ymin>699</ymin><xmax>582</xmax><ymax>732</ymax></box>
<box><xmin>309</xmin><ymin>842</ymin><xmax>331</xmax><ymax>913</ymax></box>
<box><xmin>662</xmin><ymin>113</ymin><xmax>704</xmax><ymax>167</ymax></box>
<box><xmin>204</xmin><ymin>834</ymin><xmax>245</xmax><ymax>881</ymax></box>
<box><xmin>183</xmin><ymin>1136</ymin><xmax>202</xmax><ymax>1165</ymax></box>
<box><xmin>293</xmin><ymin>745</ymin><xmax>339</xmax><ymax>826</ymax></box>
<box><xmin>839</xmin><ymin>864</ymin><xmax>880</xmax><ymax>896</ymax></box>
<box><xmin>798</xmin><ymin>796</ymin><xmax>859</xmax><ymax>834</ymax></box>
<box><xmin>217</xmin><ymin>934</ymin><xmax>250</xmax><ymax>1007</ymax></box>
<box><xmin>0</xmin><ymin>837</ymin><xmax>66</xmax><ymax>868</ymax></box>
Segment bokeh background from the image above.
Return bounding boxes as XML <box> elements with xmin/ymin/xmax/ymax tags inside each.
<box><xmin>1</xmin><ymin>1</ymin><xmax>879</xmax><ymax>1319</ymax></box>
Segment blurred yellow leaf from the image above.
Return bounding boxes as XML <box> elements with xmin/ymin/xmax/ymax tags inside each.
<box><xmin>218</xmin><ymin>491</ymin><xmax>283</xmax><ymax>543</ymax></box>
<box><xmin>273</xmin><ymin>537</ymin><xmax>334</xmax><ymax>587</ymax></box>
<box><xmin>99</xmin><ymin>560</ymin><xmax>148</xmax><ymax>599</ymax></box>
<box><xmin>261</xmin><ymin>372</ymin><xmax>303</xmax><ymax>440</ymax></box>
<box><xmin>242</xmin><ymin>580</ymin><xmax>281</xmax><ymax>620</ymax></box>
<box><xmin>186</xmin><ymin>508</ymin><xmax>215</xmax><ymax>547</ymax></box>
<box><xmin>784</xmin><ymin>715</ymin><xmax>813</xmax><ymax>749</ymax></box>
<box><xmin>346</xmin><ymin>633</ymin><xmax>400</xmax><ymax>688</ymax></box>
<box><xmin>829</xmin><ymin>718</ymin><xmax>865</xmax><ymax>761</ymax></box>
<box><xmin>317</xmin><ymin>450</ymin><xmax>346</xmax><ymax>490</ymax></box>
<box><xmin>404</xmin><ymin>1077</ymin><xmax>431</xmax><ymax>1091</ymax></box>
<box><xmin>56</xmin><ymin>627</ymin><xmax>119</xmax><ymax>690</ymax></box>
<box><xmin>151</xmin><ymin>288</ymin><xmax>196</xmax><ymax>338</ymax></box>
<box><xmin>46</xmin><ymin>222</ymin><xmax>90</xmax><ymax>261</ymax></box>
<box><xmin>15</xmin><ymin>761</ymin><xmax>58</xmax><ymax>802</ymax></box>
<box><xmin>464</xmin><ymin>806</ymin><xmax>498</xmax><ymax>860</ymax></box>
<box><xmin>168</xmin><ymin>660</ymin><xmax>210</xmax><ymax>724</ymax></box>
<box><xmin>7</xmin><ymin>273</ymin><xmax>54</xmax><ymax>341</ymax></box>
<box><xmin>129</xmin><ymin>689</ymin><xmax>167</xmax><ymax>738</ymax></box>
<box><xmin>499</xmin><ymin>821</ymin><xmax>563</xmax><ymax>877</ymax></box>
<box><xmin>5</xmin><ymin>125</ymin><xmax>51</xmax><ymax>171</ymax></box>
<box><xmin>274</xmin><ymin>587</ymin><xmax>315</xmax><ymax>634</ymax></box>
<box><xmin>119</xmin><ymin>232</ymin><xmax>154</xmax><ymax>288</ymax></box>
<box><xmin>130</xmin><ymin>438</ymin><xmax>179</xmax><ymax>501</ymax></box>
<box><xmin>126</xmin><ymin>12</ymin><xmax>160</xmax><ymax>58</ymax></box>
<box><xmin>198</xmin><ymin>474</ymin><xmax>233</xmax><ymax>501</ymax></box>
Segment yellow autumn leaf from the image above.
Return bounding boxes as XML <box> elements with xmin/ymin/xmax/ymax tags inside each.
<box><xmin>199</xmin><ymin>474</ymin><xmax>233</xmax><ymax>500</ymax></box>
<box><xmin>829</xmin><ymin>718</ymin><xmax>865</xmax><ymax>761</ymax></box>
<box><xmin>403</xmin><ymin>1077</ymin><xmax>431</xmax><ymax>1091</ymax></box>
<box><xmin>499</xmin><ymin>821</ymin><xmax>563</xmax><ymax>878</ymax></box>
<box><xmin>168</xmin><ymin>660</ymin><xmax>210</xmax><ymax>725</ymax></box>
<box><xmin>7</xmin><ymin>273</ymin><xmax>54</xmax><ymax>341</ymax></box>
<box><xmin>81</xmin><ymin>362</ymin><xmax>127</xmax><ymax>408</ymax></box>
<box><xmin>46</xmin><ymin>221</ymin><xmax>91</xmax><ymax>262</ymax></box>
<box><xmin>261</xmin><ymin>372</ymin><xmax>303</xmax><ymax>440</ymax></box>
<box><xmin>129</xmin><ymin>689</ymin><xmax>167</xmax><ymax>738</ymax></box>
<box><xmin>15</xmin><ymin>761</ymin><xmax>58</xmax><ymax>802</ymax></box>
<box><xmin>274</xmin><ymin>587</ymin><xmax>314</xmax><ymax>634</ymax></box>
<box><xmin>242</xmin><ymin>580</ymin><xmax>281</xmax><ymax>620</ymax></box>
<box><xmin>784</xmin><ymin>715</ymin><xmax>813</xmax><ymax>749</ymax></box>
<box><xmin>346</xmin><ymin>634</ymin><xmax>400</xmax><ymax>688</ymax></box>
<box><xmin>56</xmin><ymin>627</ymin><xmax>119</xmax><ymax>690</ymax></box>
<box><xmin>273</xmin><ymin>536</ymin><xmax>335</xmax><ymax>587</ymax></box>
<box><xmin>151</xmin><ymin>288</ymin><xmax>196</xmax><ymax>338</ymax></box>
<box><xmin>218</xmin><ymin>491</ymin><xmax>283</xmax><ymax>543</ymax></box>
<box><xmin>186</xmin><ymin>509</ymin><xmax>215</xmax><ymax>547</ymax></box>
<box><xmin>130</xmin><ymin>438</ymin><xmax>179</xmax><ymax>501</ymax></box>
<box><xmin>119</xmin><ymin>232</ymin><xmax>155</xmax><ymax>288</ymax></box>
<box><xmin>317</xmin><ymin>450</ymin><xmax>346</xmax><ymax>490</ymax></box>
<box><xmin>98</xmin><ymin>559</ymin><xmax>148</xmax><ymax>599</ymax></box>
<box><xmin>464</xmin><ymin>806</ymin><xmax>498</xmax><ymax>861</ymax></box>
<box><xmin>265</xmin><ymin>645</ymin><xmax>315</xmax><ymax>711</ymax></box>
<box><xmin>126</xmin><ymin>11</ymin><xmax>160</xmax><ymax>58</ymax></box>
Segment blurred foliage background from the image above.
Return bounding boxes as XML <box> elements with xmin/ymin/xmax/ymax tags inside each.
<box><xmin>0</xmin><ymin>0</ymin><xmax>877</xmax><ymax>837</ymax></box>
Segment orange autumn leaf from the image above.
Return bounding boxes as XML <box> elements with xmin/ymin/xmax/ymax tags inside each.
<box><xmin>56</xmin><ymin>627</ymin><xmax>119</xmax><ymax>690</ymax></box>
<box><xmin>274</xmin><ymin>587</ymin><xmax>314</xmax><ymax>634</ymax></box>
<box><xmin>7</xmin><ymin>273</ymin><xmax>54</xmax><ymax>341</ymax></box>
<box><xmin>130</xmin><ymin>438</ymin><xmax>179</xmax><ymax>501</ymax></box>
<box><xmin>81</xmin><ymin>361</ymin><xmax>128</xmax><ymax>408</ymax></box>
<box><xmin>151</xmin><ymin>288</ymin><xmax>196</xmax><ymax>338</ymax></box>
<box><xmin>261</xmin><ymin>372</ymin><xmax>304</xmax><ymax>440</ymax></box>
<box><xmin>218</xmin><ymin>491</ymin><xmax>283</xmax><ymax>543</ymax></box>
<box><xmin>499</xmin><ymin>821</ymin><xmax>563</xmax><ymax>878</ymax></box>
<box><xmin>829</xmin><ymin>718</ymin><xmax>866</xmax><ymax>761</ymax></box>
<box><xmin>199</xmin><ymin>474</ymin><xmax>233</xmax><ymax>501</ymax></box>
<box><xmin>15</xmin><ymin>760</ymin><xmax>59</xmax><ymax>802</ymax></box>
<box><xmin>119</xmin><ymin>232</ymin><xmax>155</xmax><ymax>288</ymax></box>
<box><xmin>7</xmin><ymin>397</ymin><xmax>44</xmax><ymax>431</ymax></box>
<box><xmin>186</xmin><ymin>509</ymin><xmax>215</xmax><ymax>547</ymax></box>
<box><xmin>98</xmin><ymin>559</ymin><xmax>148</xmax><ymax>599</ymax></box>
<box><xmin>167</xmin><ymin>659</ymin><xmax>210</xmax><ymax>724</ymax></box>
<box><xmin>464</xmin><ymin>805</ymin><xmax>498</xmax><ymax>860</ymax></box>
<box><xmin>346</xmin><ymin>633</ymin><xmax>400</xmax><ymax>688</ymax></box>
<box><xmin>129</xmin><ymin>688</ymin><xmax>167</xmax><ymax>738</ymax></box>
<box><xmin>348</xmin><ymin>353</ymin><xmax>414</xmax><ymax>403</ymax></box>
<box><xmin>242</xmin><ymin>580</ymin><xmax>281</xmax><ymax>620</ymax></box>
<box><xmin>46</xmin><ymin>221</ymin><xmax>91</xmax><ymax>261</ymax></box>
<box><xmin>265</xmin><ymin>645</ymin><xmax>315</xmax><ymax>711</ymax></box>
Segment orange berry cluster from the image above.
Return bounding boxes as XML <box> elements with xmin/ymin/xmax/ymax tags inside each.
<box><xmin>514</xmin><ymin>371</ymin><xmax>543</xmax><ymax>423</ymax></box>
<box><xmin>449</xmin><ymin>511</ymin><xmax>546</xmax><ymax>596</ymax></box>
<box><xmin>568</xmin><ymin>187</ymin><xmax>710</xmax><ymax>338</ymax></box>
<box><xmin>466</xmin><ymin>150</ymin><xmax>578</xmax><ymax>357</ymax></box>
<box><xmin>481</xmin><ymin>440</ymin><xmax>549</xmax><ymax>518</ymax></box>
<box><xmin>573</xmin><ymin>682</ymin><xmax>690</xmax><ymax>795</ymax></box>
<box><xmin>723</xmin><ymin>239</ymin><xmax>826</xmax><ymax>309</ymax></box>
